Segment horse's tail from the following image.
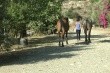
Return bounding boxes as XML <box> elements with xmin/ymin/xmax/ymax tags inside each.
<box><xmin>65</xmin><ymin>17</ymin><xmax>69</xmax><ymax>31</ymax></box>
<box><xmin>59</xmin><ymin>19</ymin><xmax>64</xmax><ymax>32</ymax></box>
<box><xmin>60</xmin><ymin>19</ymin><xmax>64</xmax><ymax>27</ymax></box>
<box><xmin>87</xmin><ymin>18</ymin><xmax>93</xmax><ymax>28</ymax></box>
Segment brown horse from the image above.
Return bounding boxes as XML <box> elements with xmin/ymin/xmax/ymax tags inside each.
<box><xmin>56</xmin><ymin>17</ymin><xmax>69</xmax><ymax>47</ymax></box>
<box><xmin>82</xmin><ymin>18</ymin><xmax>93</xmax><ymax>44</ymax></box>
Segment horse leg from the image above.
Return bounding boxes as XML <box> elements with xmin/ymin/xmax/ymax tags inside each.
<box><xmin>65</xmin><ymin>31</ymin><xmax>68</xmax><ymax>44</ymax></box>
<box><xmin>58</xmin><ymin>32</ymin><xmax>61</xmax><ymax>46</ymax></box>
<box><xmin>88</xmin><ymin>29</ymin><xmax>91</xmax><ymax>43</ymax></box>
<box><xmin>61</xmin><ymin>34</ymin><xmax>64</xmax><ymax>47</ymax></box>
<box><xmin>61</xmin><ymin>33</ymin><xmax>64</xmax><ymax>47</ymax></box>
<box><xmin>84</xmin><ymin>29</ymin><xmax>87</xmax><ymax>43</ymax></box>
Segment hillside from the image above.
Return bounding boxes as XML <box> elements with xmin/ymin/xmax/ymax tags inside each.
<box><xmin>62</xmin><ymin>0</ymin><xmax>91</xmax><ymax>17</ymax></box>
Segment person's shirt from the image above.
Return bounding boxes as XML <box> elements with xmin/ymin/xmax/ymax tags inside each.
<box><xmin>75</xmin><ymin>21</ymin><xmax>81</xmax><ymax>30</ymax></box>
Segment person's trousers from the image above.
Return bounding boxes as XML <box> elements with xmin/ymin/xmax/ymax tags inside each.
<box><xmin>76</xmin><ymin>30</ymin><xmax>81</xmax><ymax>40</ymax></box>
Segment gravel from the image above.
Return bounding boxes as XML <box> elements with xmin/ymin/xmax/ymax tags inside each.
<box><xmin>0</xmin><ymin>27</ymin><xmax>110</xmax><ymax>73</ymax></box>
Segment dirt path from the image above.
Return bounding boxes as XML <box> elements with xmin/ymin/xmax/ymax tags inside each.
<box><xmin>0</xmin><ymin>27</ymin><xmax>110</xmax><ymax>73</ymax></box>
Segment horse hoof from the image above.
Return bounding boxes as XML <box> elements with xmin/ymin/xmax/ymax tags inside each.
<box><xmin>84</xmin><ymin>42</ymin><xmax>88</xmax><ymax>44</ymax></box>
<box><xmin>66</xmin><ymin>42</ymin><xmax>68</xmax><ymax>44</ymax></box>
<box><xmin>89</xmin><ymin>41</ymin><xmax>91</xmax><ymax>43</ymax></box>
<box><xmin>61</xmin><ymin>45</ymin><xmax>64</xmax><ymax>47</ymax></box>
<box><xmin>59</xmin><ymin>43</ymin><xmax>61</xmax><ymax>46</ymax></box>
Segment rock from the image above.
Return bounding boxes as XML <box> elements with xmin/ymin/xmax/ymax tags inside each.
<box><xmin>20</xmin><ymin>38</ymin><xmax>28</xmax><ymax>46</ymax></box>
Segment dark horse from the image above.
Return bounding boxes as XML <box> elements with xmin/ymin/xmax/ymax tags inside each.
<box><xmin>82</xmin><ymin>18</ymin><xmax>93</xmax><ymax>44</ymax></box>
<box><xmin>56</xmin><ymin>17</ymin><xmax>69</xmax><ymax>47</ymax></box>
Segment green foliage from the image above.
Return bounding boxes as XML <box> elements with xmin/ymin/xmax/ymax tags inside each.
<box><xmin>0</xmin><ymin>0</ymin><xmax>63</xmax><ymax>49</ymax></box>
<box><xmin>90</xmin><ymin>0</ymin><xmax>99</xmax><ymax>3</ymax></box>
<box><xmin>0</xmin><ymin>0</ymin><xmax>63</xmax><ymax>41</ymax></box>
<box><xmin>91</xmin><ymin>0</ymin><xmax>110</xmax><ymax>27</ymax></box>
<box><xmin>26</xmin><ymin>0</ymin><xmax>62</xmax><ymax>32</ymax></box>
<box><xmin>5</xmin><ymin>0</ymin><xmax>63</xmax><ymax>34</ymax></box>
<box><xmin>65</xmin><ymin>7</ymin><xmax>80</xmax><ymax>19</ymax></box>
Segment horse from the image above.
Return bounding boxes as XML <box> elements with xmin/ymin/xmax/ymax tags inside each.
<box><xmin>56</xmin><ymin>17</ymin><xmax>69</xmax><ymax>47</ymax></box>
<box><xmin>82</xmin><ymin>18</ymin><xmax>93</xmax><ymax>44</ymax></box>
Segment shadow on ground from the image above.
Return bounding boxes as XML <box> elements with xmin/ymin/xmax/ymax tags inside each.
<box><xmin>99</xmin><ymin>39</ymin><xmax>110</xmax><ymax>43</ymax></box>
<box><xmin>28</xmin><ymin>32</ymin><xmax>108</xmax><ymax>47</ymax></box>
<box><xmin>0</xmin><ymin>44</ymin><xmax>92</xmax><ymax>66</ymax></box>
<box><xmin>0</xmin><ymin>32</ymin><xmax>108</xmax><ymax>67</ymax></box>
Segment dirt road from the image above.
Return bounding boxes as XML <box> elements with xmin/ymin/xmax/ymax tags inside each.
<box><xmin>0</xmin><ymin>27</ymin><xmax>110</xmax><ymax>73</ymax></box>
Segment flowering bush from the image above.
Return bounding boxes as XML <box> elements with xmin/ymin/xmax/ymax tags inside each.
<box><xmin>96</xmin><ymin>0</ymin><xmax>110</xmax><ymax>28</ymax></box>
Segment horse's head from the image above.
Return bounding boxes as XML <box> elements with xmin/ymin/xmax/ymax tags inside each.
<box><xmin>61</xmin><ymin>17</ymin><xmax>69</xmax><ymax>24</ymax></box>
<box><xmin>81</xmin><ymin>17</ymin><xmax>86</xmax><ymax>25</ymax></box>
<box><xmin>86</xmin><ymin>18</ymin><xmax>93</xmax><ymax>25</ymax></box>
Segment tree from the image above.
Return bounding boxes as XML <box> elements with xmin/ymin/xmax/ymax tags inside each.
<box><xmin>6</xmin><ymin>0</ymin><xmax>63</xmax><ymax>35</ymax></box>
<box><xmin>26</xmin><ymin>0</ymin><xmax>63</xmax><ymax>32</ymax></box>
<box><xmin>0</xmin><ymin>0</ymin><xmax>64</xmax><ymax>48</ymax></box>
<box><xmin>94</xmin><ymin>0</ymin><xmax>110</xmax><ymax>28</ymax></box>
